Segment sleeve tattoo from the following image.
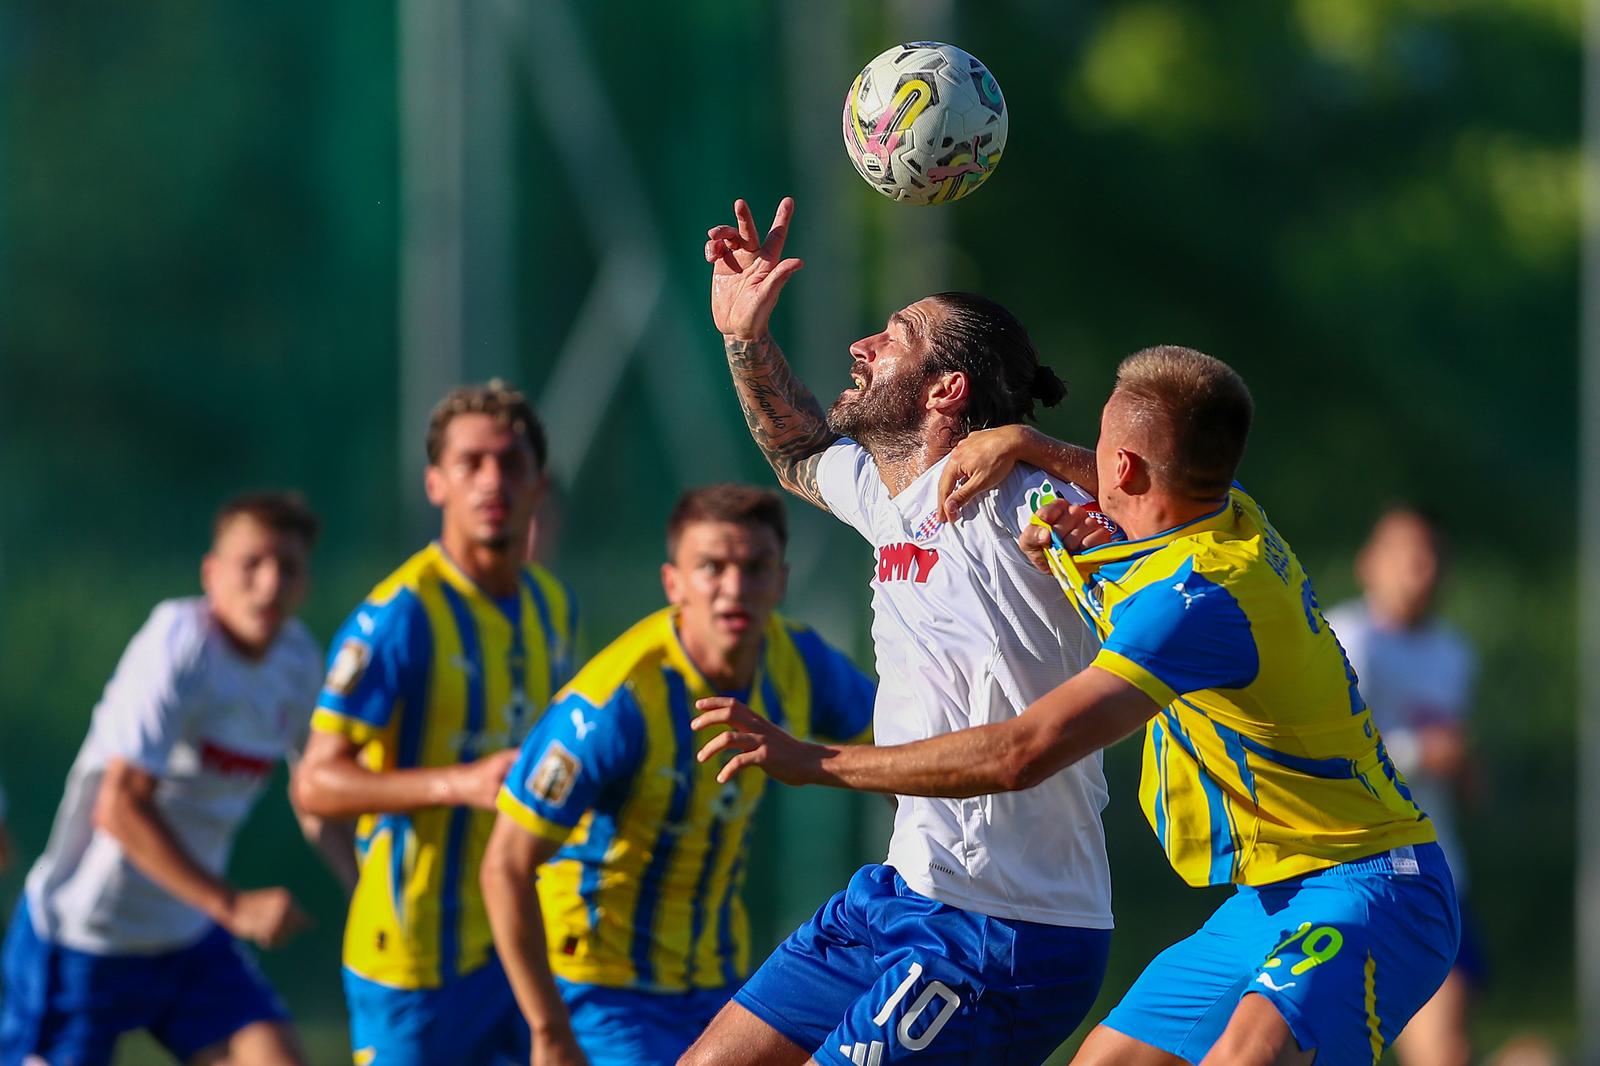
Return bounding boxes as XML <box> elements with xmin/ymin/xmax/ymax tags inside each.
<box><xmin>724</xmin><ymin>335</ymin><xmax>839</xmax><ymax>511</ymax></box>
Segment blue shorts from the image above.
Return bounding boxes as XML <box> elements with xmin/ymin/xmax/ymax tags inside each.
<box><xmin>736</xmin><ymin>864</ymin><xmax>1111</xmax><ymax>1066</ymax></box>
<box><xmin>1104</xmin><ymin>843</ymin><xmax>1460</xmax><ymax>1065</ymax></box>
<box><xmin>558</xmin><ymin>979</ymin><xmax>734</xmax><ymax>1066</ymax></box>
<box><xmin>0</xmin><ymin>897</ymin><xmax>288</xmax><ymax>1066</ymax></box>
<box><xmin>344</xmin><ymin>956</ymin><xmax>527</xmax><ymax>1065</ymax></box>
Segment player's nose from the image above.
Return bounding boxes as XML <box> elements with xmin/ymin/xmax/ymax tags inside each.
<box><xmin>848</xmin><ymin>334</ymin><xmax>879</xmax><ymax>361</ymax></box>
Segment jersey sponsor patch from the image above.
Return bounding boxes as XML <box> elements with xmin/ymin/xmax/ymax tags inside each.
<box><xmin>876</xmin><ymin>542</ymin><xmax>940</xmax><ymax>583</ymax></box>
<box><xmin>325</xmin><ymin>638</ymin><xmax>370</xmax><ymax>695</ymax></box>
<box><xmin>527</xmin><ymin>740</ymin><xmax>580</xmax><ymax>805</ymax></box>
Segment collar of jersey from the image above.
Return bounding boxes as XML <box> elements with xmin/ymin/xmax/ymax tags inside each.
<box><xmin>427</xmin><ymin>541</ymin><xmax>530</xmax><ymax>611</ymax></box>
<box><xmin>1070</xmin><ymin>494</ymin><xmax>1234</xmax><ymax>568</ymax></box>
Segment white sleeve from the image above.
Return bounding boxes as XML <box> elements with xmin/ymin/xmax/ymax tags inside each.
<box><xmin>1425</xmin><ymin>631</ymin><xmax>1476</xmax><ymax>721</ymax></box>
<box><xmin>285</xmin><ymin>626</ymin><xmax>326</xmax><ymax>765</ymax></box>
<box><xmin>814</xmin><ymin>438</ymin><xmax>890</xmax><ymax>541</ymax></box>
<box><xmin>993</xmin><ymin>464</ymin><xmax>1097</xmax><ymax>539</ymax></box>
<box><xmin>89</xmin><ymin>601</ymin><xmax>209</xmax><ymax>774</ymax></box>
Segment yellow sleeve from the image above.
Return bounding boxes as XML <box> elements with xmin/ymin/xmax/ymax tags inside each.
<box><xmin>1091</xmin><ymin>649</ymin><xmax>1178</xmax><ymax>709</ymax></box>
<box><xmin>494</xmin><ymin>787</ymin><xmax>576</xmax><ymax>845</ymax></box>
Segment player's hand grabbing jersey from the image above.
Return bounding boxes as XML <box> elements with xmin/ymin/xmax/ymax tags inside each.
<box><xmin>497</xmin><ymin>607</ymin><xmax>873</xmax><ymax>992</ymax></box>
<box><xmin>1044</xmin><ymin>486</ymin><xmax>1436</xmax><ymax>887</ymax></box>
<box><xmin>814</xmin><ymin>439</ymin><xmax>1113</xmax><ymax>929</ymax></box>
<box><xmin>312</xmin><ymin>543</ymin><xmax>579</xmax><ymax>989</ymax></box>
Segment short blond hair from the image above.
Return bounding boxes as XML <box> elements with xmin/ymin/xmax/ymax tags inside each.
<box><xmin>425</xmin><ymin>379</ymin><xmax>546</xmax><ymax>468</ymax></box>
<box><xmin>1113</xmin><ymin>346</ymin><xmax>1253</xmax><ymax>498</ymax></box>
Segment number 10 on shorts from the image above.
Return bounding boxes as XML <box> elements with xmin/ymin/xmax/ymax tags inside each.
<box><xmin>872</xmin><ymin>961</ymin><xmax>962</xmax><ymax>1052</ymax></box>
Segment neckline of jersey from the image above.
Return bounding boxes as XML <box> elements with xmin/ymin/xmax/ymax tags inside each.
<box><xmin>1072</xmin><ymin>494</ymin><xmax>1234</xmax><ymax>563</ymax></box>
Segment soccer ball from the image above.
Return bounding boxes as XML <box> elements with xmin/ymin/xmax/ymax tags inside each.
<box><xmin>842</xmin><ymin>42</ymin><xmax>1007</xmax><ymax>206</ymax></box>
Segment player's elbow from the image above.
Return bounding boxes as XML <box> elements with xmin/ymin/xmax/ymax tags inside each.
<box><xmin>478</xmin><ymin>828</ymin><xmax>525</xmax><ymax>906</ymax></box>
<box><xmin>92</xmin><ymin>759</ymin><xmax>147</xmax><ymax>841</ymax></box>
<box><xmin>288</xmin><ymin>764</ymin><xmax>337</xmax><ymax>819</ymax></box>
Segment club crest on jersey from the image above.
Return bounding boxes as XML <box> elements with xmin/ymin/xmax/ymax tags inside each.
<box><xmin>325</xmin><ymin>638</ymin><xmax>370</xmax><ymax>696</ymax></box>
<box><xmin>877</xmin><ymin>542</ymin><xmax>940</xmax><ymax>584</ymax></box>
<box><xmin>528</xmin><ymin>740</ymin><xmax>580</xmax><ymax>805</ymax></box>
<box><xmin>911</xmin><ymin>508</ymin><xmax>943</xmax><ymax>543</ymax></box>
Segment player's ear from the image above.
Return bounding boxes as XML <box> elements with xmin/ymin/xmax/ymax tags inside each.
<box><xmin>1114</xmin><ymin>448</ymin><xmax>1139</xmax><ymax>493</ymax></box>
<box><xmin>926</xmin><ymin>371</ymin><xmax>968</xmax><ymax>416</ymax></box>
<box><xmin>424</xmin><ymin>464</ymin><xmax>448</xmax><ymax>508</ymax></box>
<box><xmin>199</xmin><ymin>552</ymin><xmax>217</xmax><ymax>597</ymax></box>
<box><xmin>660</xmin><ymin>562</ymin><xmax>684</xmax><ymax>607</ymax></box>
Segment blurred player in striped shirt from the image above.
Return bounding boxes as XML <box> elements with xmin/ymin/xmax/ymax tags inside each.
<box><xmin>293</xmin><ymin>381</ymin><xmax>580</xmax><ymax>1066</ymax></box>
<box><xmin>482</xmin><ymin>484</ymin><xmax>873</xmax><ymax>1066</ymax></box>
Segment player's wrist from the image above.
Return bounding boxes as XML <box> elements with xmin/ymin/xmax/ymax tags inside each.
<box><xmin>722</xmin><ymin>328</ymin><xmax>770</xmax><ymax>345</ymax></box>
<box><xmin>207</xmin><ymin>885</ymin><xmax>241</xmax><ymax>928</ymax></box>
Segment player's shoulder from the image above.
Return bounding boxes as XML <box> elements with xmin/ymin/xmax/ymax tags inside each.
<box><xmin>982</xmin><ymin>462</ymin><xmax>1095</xmax><ymax>535</ymax></box>
<box><xmin>345</xmin><ymin>548</ymin><xmax>439</xmax><ymax>632</ymax></box>
<box><xmin>137</xmin><ymin>596</ymin><xmax>215</xmax><ymax>666</ymax></box>
<box><xmin>561</xmin><ymin>608</ymin><xmax>676</xmax><ymax>709</ymax></box>
<box><xmin>366</xmin><ymin>544</ymin><xmax>451</xmax><ymax>604</ymax></box>
<box><xmin>270</xmin><ymin>617</ymin><xmax>322</xmax><ymax>673</ymax></box>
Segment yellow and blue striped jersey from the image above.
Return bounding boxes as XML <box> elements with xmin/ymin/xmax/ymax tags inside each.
<box><xmin>312</xmin><ymin>542</ymin><xmax>580</xmax><ymax>989</ymax></box>
<box><xmin>496</xmin><ymin>607</ymin><xmax>874</xmax><ymax>992</ymax></box>
<box><xmin>1042</xmin><ymin>487</ymin><xmax>1435</xmax><ymax>888</ymax></box>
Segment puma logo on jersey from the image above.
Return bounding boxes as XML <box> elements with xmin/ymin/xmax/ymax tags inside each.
<box><xmin>1172</xmin><ymin>580</ymin><xmax>1208</xmax><ymax>609</ymax></box>
<box><xmin>1255</xmin><ymin>972</ymin><xmax>1297</xmax><ymax>992</ymax></box>
<box><xmin>570</xmin><ymin>709</ymin><xmax>596</xmax><ymax>741</ymax></box>
<box><xmin>877</xmin><ymin>543</ymin><xmax>940</xmax><ymax>584</ymax></box>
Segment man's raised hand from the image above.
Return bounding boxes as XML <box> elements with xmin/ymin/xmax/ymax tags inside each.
<box><xmin>693</xmin><ymin>696</ymin><xmax>826</xmax><ymax>786</ymax></box>
<box><xmin>706</xmin><ymin>197</ymin><xmax>803</xmax><ymax>341</ymax></box>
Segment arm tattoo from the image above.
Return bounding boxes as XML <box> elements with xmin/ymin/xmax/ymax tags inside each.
<box><xmin>724</xmin><ymin>335</ymin><xmax>839</xmax><ymax>510</ymax></box>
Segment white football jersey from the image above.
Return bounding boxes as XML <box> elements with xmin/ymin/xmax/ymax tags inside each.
<box><xmin>25</xmin><ymin>598</ymin><xmax>321</xmax><ymax>954</ymax></box>
<box><xmin>1325</xmin><ymin>600</ymin><xmax>1476</xmax><ymax>890</ymax></box>
<box><xmin>816</xmin><ymin>439</ymin><xmax>1113</xmax><ymax>928</ymax></box>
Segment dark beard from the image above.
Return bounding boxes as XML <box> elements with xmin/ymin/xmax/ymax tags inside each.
<box><xmin>826</xmin><ymin>372</ymin><xmax>927</xmax><ymax>462</ymax></box>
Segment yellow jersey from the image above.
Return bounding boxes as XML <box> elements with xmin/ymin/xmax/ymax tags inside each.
<box><xmin>313</xmin><ymin>543</ymin><xmax>579</xmax><ymax>988</ymax></box>
<box><xmin>1042</xmin><ymin>487</ymin><xmax>1435</xmax><ymax>887</ymax></box>
<box><xmin>496</xmin><ymin>607</ymin><xmax>874</xmax><ymax>991</ymax></box>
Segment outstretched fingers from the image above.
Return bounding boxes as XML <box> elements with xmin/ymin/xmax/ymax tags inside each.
<box><xmin>760</xmin><ymin>257</ymin><xmax>804</xmax><ymax>294</ymax></box>
<box><xmin>761</xmin><ymin>197</ymin><xmax>795</xmax><ymax>259</ymax></box>
<box><xmin>734</xmin><ymin>199</ymin><xmax>760</xmax><ymax>248</ymax></box>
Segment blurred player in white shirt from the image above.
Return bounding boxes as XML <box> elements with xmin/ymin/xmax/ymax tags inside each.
<box><xmin>680</xmin><ymin>198</ymin><xmax>1115</xmax><ymax>1066</ymax></box>
<box><xmin>1326</xmin><ymin>507</ymin><xmax>1480</xmax><ymax>1066</ymax></box>
<box><xmin>1</xmin><ymin>493</ymin><xmax>353</xmax><ymax>1066</ymax></box>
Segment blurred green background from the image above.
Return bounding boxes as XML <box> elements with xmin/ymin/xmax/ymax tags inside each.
<box><xmin>0</xmin><ymin>1</ymin><xmax>1577</xmax><ymax>1062</ymax></box>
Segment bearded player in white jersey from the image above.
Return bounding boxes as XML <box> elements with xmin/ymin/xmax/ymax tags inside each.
<box><xmin>678</xmin><ymin>198</ymin><xmax>1115</xmax><ymax>1066</ymax></box>
<box><xmin>1</xmin><ymin>493</ymin><xmax>356</xmax><ymax>1066</ymax></box>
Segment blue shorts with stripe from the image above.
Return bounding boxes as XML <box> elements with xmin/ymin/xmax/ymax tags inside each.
<box><xmin>344</xmin><ymin>955</ymin><xmax>526</xmax><ymax>1065</ymax></box>
<box><xmin>736</xmin><ymin>864</ymin><xmax>1110</xmax><ymax>1066</ymax></box>
<box><xmin>1</xmin><ymin>897</ymin><xmax>287</xmax><ymax>1066</ymax></box>
<box><xmin>1103</xmin><ymin>843</ymin><xmax>1459</xmax><ymax>1065</ymax></box>
<box><xmin>558</xmin><ymin>979</ymin><xmax>733</xmax><ymax>1066</ymax></box>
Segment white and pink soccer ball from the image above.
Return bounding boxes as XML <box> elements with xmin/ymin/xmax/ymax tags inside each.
<box><xmin>842</xmin><ymin>42</ymin><xmax>1008</xmax><ymax>206</ymax></box>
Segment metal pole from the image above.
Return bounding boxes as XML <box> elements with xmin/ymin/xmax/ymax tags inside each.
<box><xmin>1579</xmin><ymin>0</ymin><xmax>1600</xmax><ymax>1056</ymax></box>
<box><xmin>397</xmin><ymin>0</ymin><xmax>465</xmax><ymax>536</ymax></box>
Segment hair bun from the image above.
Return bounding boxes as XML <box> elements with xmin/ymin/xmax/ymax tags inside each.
<box><xmin>1031</xmin><ymin>365</ymin><xmax>1068</xmax><ymax>408</ymax></box>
